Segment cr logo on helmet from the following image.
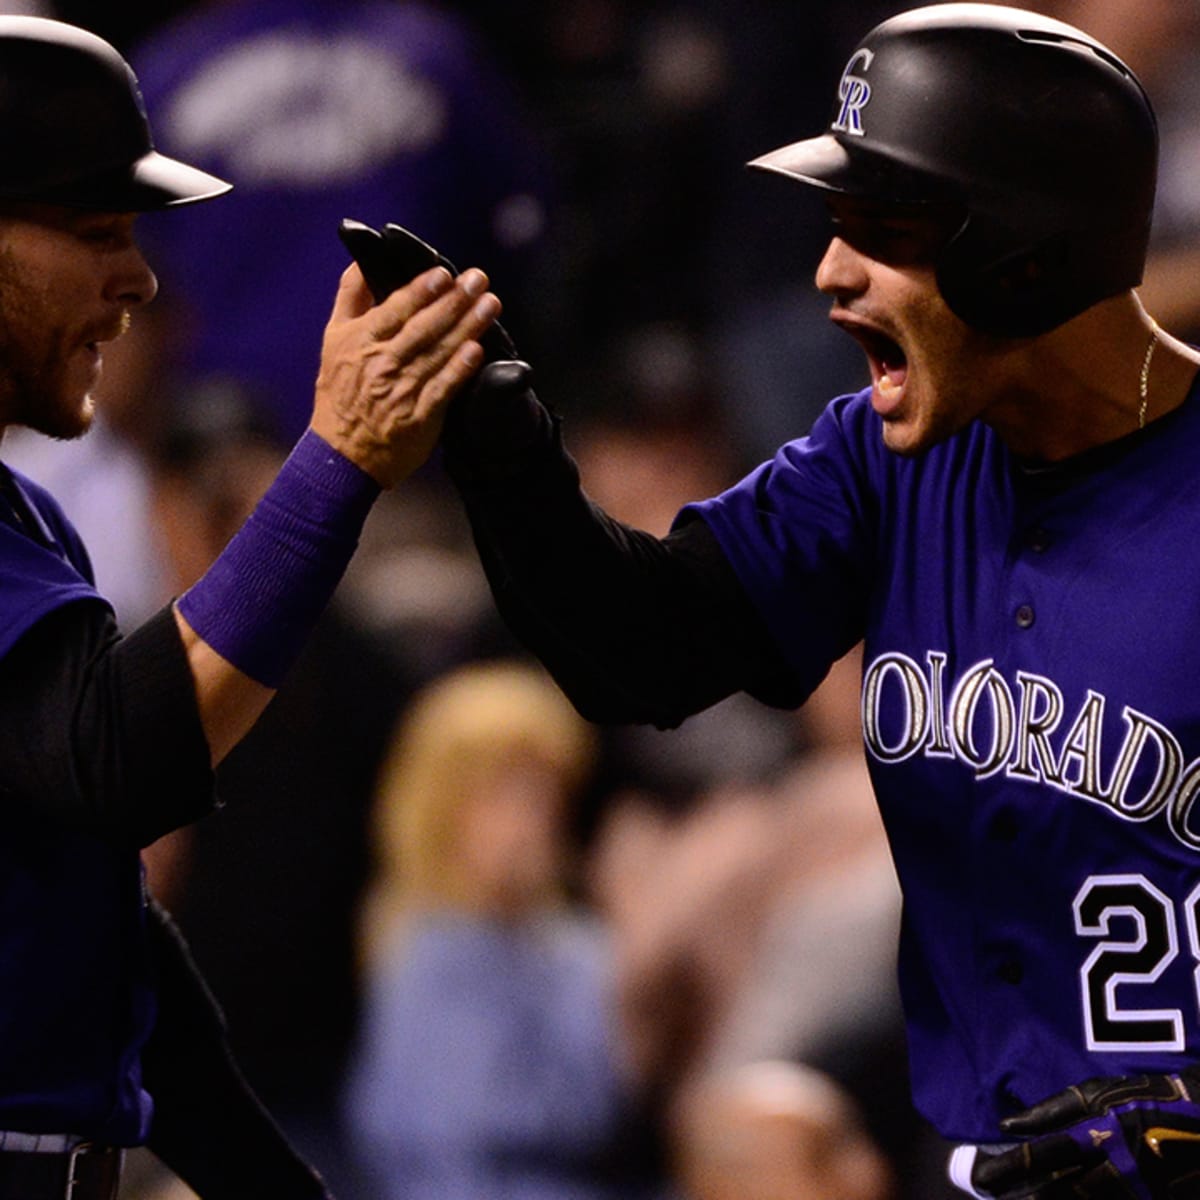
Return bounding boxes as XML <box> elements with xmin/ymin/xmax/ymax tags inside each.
<box><xmin>832</xmin><ymin>48</ymin><xmax>875</xmax><ymax>137</ymax></box>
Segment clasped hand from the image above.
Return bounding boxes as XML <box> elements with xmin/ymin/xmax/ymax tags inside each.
<box><xmin>311</xmin><ymin>260</ymin><xmax>501</xmax><ymax>488</ymax></box>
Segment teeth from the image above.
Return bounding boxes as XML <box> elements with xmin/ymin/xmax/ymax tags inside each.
<box><xmin>878</xmin><ymin>372</ymin><xmax>900</xmax><ymax>396</ymax></box>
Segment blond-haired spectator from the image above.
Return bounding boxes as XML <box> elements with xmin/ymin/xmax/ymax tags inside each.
<box><xmin>343</xmin><ymin>660</ymin><xmax>665</xmax><ymax>1200</ymax></box>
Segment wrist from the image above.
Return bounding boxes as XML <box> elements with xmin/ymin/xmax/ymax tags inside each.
<box><xmin>306</xmin><ymin>413</ymin><xmax>407</xmax><ymax>489</ymax></box>
<box><xmin>177</xmin><ymin>429</ymin><xmax>380</xmax><ymax>688</ymax></box>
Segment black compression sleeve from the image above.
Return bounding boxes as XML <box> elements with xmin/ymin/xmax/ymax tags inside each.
<box><xmin>445</xmin><ymin>397</ymin><xmax>804</xmax><ymax>729</ymax></box>
<box><xmin>142</xmin><ymin>899</ymin><xmax>332</xmax><ymax>1199</ymax></box>
<box><xmin>0</xmin><ymin>601</ymin><xmax>216</xmax><ymax>846</ymax></box>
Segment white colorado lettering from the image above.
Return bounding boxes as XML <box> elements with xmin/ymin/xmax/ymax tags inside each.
<box><xmin>861</xmin><ymin>649</ymin><xmax>1200</xmax><ymax>854</ymax></box>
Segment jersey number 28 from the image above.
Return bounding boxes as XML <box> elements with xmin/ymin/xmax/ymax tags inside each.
<box><xmin>1074</xmin><ymin>873</ymin><xmax>1200</xmax><ymax>1052</ymax></box>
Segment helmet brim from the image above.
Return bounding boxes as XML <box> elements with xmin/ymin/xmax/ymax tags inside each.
<box><xmin>748</xmin><ymin>133</ymin><xmax>958</xmax><ymax>208</ymax></box>
<box><xmin>129</xmin><ymin>150</ymin><xmax>232</xmax><ymax>208</ymax></box>
<box><xmin>25</xmin><ymin>150</ymin><xmax>231</xmax><ymax>211</ymax></box>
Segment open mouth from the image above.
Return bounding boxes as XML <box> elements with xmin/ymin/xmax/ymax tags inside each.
<box><xmin>836</xmin><ymin>318</ymin><xmax>908</xmax><ymax>411</ymax></box>
<box><xmin>861</xmin><ymin>327</ymin><xmax>907</xmax><ymax>388</ymax></box>
<box><xmin>84</xmin><ymin>313</ymin><xmax>131</xmax><ymax>352</ymax></box>
<box><xmin>82</xmin><ymin>323</ymin><xmax>124</xmax><ymax>362</ymax></box>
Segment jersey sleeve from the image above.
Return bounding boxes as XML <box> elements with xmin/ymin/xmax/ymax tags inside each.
<box><xmin>445</xmin><ymin>395</ymin><xmax>805</xmax><ymax>730</ymax></box>
<box><xmin>681</xmin><ymin>389</ymin><xmax>881</xmax><ymax>699</ymax></box>
<box><xmin>0</xmin><ymin>468</ymin><xmax>110</xmax><ymax>658</ymax></box>
<box><xmin>0</xmin><ymin>468</ymin><xmax>216</xmax><ymax>844</ymax></box>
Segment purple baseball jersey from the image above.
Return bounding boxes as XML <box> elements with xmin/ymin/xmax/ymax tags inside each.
<box><xmin>0</xmin><ymin>468</ymin><xmax>155</xmax><ymax>1144</ymax></box>
<box><xmin>0</xmin><ymin>467</ymin><xmax>105</xmax><ymax>656</ymax></box>
<box><xmin>686</xmin><ymin>381</ymin><xmax>1200</xmax><ymax>1142</ymax></box>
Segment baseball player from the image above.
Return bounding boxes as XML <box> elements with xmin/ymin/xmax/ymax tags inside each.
<box><xmin>412</xmin><ymin>4</ymin><xmax>1200</xmax><ymax>1197</ymax></box>
<box><xmin>0</xmin><ymin>16</ymin><xmax>499</xmax><ymax>1200</ymax></box>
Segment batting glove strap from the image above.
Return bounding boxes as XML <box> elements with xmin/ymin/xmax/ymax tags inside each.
<box><xmin>970</xmin><ymin>1071</ymin><xmax>1200</xmax><ymax>1199</ymax></box>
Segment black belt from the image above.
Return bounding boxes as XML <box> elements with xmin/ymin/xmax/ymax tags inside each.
<box><xmin>0</xmin><ymin>1144</ymin><xmax>122</xmax><ymax>1200</ymax></box>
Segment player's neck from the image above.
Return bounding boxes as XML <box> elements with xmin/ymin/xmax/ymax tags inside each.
<box><xmin>985</xmin><ymin>295</ymin><xmax>1200</xmax><ymax>463</ymax></box>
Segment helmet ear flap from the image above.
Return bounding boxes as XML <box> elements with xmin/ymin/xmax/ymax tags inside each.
<box><xmin>937</xmin><ymin>219</ymin><xmax>1095</xmax><ymax>338</ymax></box>
<box><xmin>937</xmin><ymin>208</ymin><xmax>1149</xmax><ymax>339</ymax></box>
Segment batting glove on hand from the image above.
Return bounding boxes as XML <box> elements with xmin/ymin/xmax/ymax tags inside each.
<box><xmin>970</xmin><ymin>1069</ymin><xmax>1200</xmax><ymax>1199</ymax></box>
<box><xmin>338</xmin><ymin>217</ymin><xmax>520</xmax><ymax>362</ymax></box>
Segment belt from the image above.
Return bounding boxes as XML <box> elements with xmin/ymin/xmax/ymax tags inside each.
<box><xmin>0</xmin><ymin>1143</ymin><xmax>123</xmax><ymax>1200</ymax></box>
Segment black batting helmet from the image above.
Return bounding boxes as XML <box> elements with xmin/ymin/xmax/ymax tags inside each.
<box><xmin>751</xmin><ymin>3</ymin><xmax>1158</xmax><ymax>337</ymax></box>
<box><xmin>0</xmin><ymin>16</ymin><xmax>229</xmax><ymax>211</ymax></box>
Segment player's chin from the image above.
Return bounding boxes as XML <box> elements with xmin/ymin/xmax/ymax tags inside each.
<box><xmin>879</xmin><ymin>414</ymin><xmax>929</xmax><ymax>458</ymax></box>
<box><xmin>879</xmin><ymin>392</ymin><xmax>959</xmax><ymax>458</ymax></box>
<box><xmin>35</xmin><ymin>388</ymin><xmax>96</xmax><ymax>441</ymax></box>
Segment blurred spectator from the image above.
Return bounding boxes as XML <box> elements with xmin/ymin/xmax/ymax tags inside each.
<box><xmin>334</xmin><ymin>474</ymin><xmax>507</xmax><ymax>684</ymax></box>
<box><xmin>587</xmin><ymin>649</ymin><xmax>958</xmax><ymax>1200</ymax></box>
<box><xmin>447</xmin><ymin>0</ymin><xmax>878</xmax><ymax>452</ymax></box>
<box><xmin>672</xmin><ymin>1061</ymin><xmax>894</xmax><ymax>1200</ymax></box>
<box><xmin>344</xmin><ymin>661</ymin><xmax>665</xmax><ymax>1200</ymax></box>
<box><xmin>125</xmin><ymin>0</ymin><xmax>553</xmax><ymax>441</ymax></box>
<box><xmin>568</xmin><ymin>320</ymin><xmax>748</xmax><ymax>534</ymax></box>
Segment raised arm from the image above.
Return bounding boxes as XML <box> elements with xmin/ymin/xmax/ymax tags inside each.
<box><xmin>441</xmin><ymin>371</ymin><xmax>802</xmax><ymax>729</ymax></box>
<box><xmin>176</xmin><ymin>260</ymin><xmax>499</xmax><ymax>762</ymax></box>
<box><xmin>0</xmin><ymin>261</ymin><xmax>502</xmax><ymax>846</ymax></box>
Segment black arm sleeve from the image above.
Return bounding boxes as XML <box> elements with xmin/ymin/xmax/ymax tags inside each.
<box><xmin>444</xmin><ymin>389</ymin><xmax>806</xmax><ymax>729</ymax></box>
<box><xmin>0</xmin><ymin>601</ymin><xmax>216</xmax><ymax>846</ymax></box>
<box><xmin>142</xmin><ymin>898</ymin><xmax>332</xmax><ymax>1200</ymax></box>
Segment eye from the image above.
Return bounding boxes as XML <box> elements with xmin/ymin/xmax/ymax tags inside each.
<box><xmin>871</xmin><ymin>223</ymin><xmax>932</xmax><ymax>262</ymax></box>
<box><xmin>832</xmin><ymin>215</ymin><xmax>946</xmax><ymax>266</ymax></box>
<box><xmin>74</xmin><ymin>217</ymin><xmax>135</xmax><ymax>250</ymax></box>
<box><xmin>828</xmin><ymin>199</ymin><xmax>960</xmax><ymax>267</ymax></box>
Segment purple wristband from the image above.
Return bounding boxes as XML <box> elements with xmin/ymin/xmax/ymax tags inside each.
<box><xmin>177</xmin><ymin>429</ymin><xmax>380</xmax><ymax>687</ymax></box>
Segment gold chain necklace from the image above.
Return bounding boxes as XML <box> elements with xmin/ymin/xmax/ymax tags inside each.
<box><xmin>1139</xmin><ymin>322</ymin><xmax>1159</xmax><ymax>430</ymax></box>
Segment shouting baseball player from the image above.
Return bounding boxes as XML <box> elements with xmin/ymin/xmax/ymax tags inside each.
<box><xmin>0</xmin><ymin>15</ymin><xmax>499</xmax><ymax>1200</ymax></box>
<box><xmin>390</xmin><ymin>4</ymin><xmax>1200</xmax><ymax>1198</ymax></box>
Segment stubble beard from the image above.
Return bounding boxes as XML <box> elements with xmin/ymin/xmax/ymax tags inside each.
<box><xmin>0</xmin><ymin>349</ymin><xmax>96</xmax><ymax>442</ymax></box>
<box><xmin>0</xmin><ymin>250</ymin><xmax>99</xmax><ymax>442</ymax></box>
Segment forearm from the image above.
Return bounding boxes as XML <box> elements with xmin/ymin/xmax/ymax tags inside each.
<box><xmin>170</xmin><ymin>258</ymin><xmax>499</xmax><ymax>760</ymax></box>
<box><xmin>171</xmin><ymin>607</ymin><xmax>273</xmax><ymax>767</ymax></box>
<box><xmin>174</xmin><ymin>429</ymin><xmax>378</xmax><ymax>762</ymax></box>
<box><xmin>444</xmin><ymin>383</ymin><xmax>800</xmax><ymax>728</ymax></box>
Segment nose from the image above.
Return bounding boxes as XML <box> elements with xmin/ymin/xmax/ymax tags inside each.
<box><xmin>106</xmin><ymin>244</ymin><xmax>158</xmax><ymax>308</ymax></box>
<box><xmin>815</xmin><ymin>235</ymin><xmax>869</xmax><ymax>302</ymax></box>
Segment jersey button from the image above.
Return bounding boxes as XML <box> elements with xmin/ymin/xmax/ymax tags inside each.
<box><xmin>1015</xmin><ymin>604</ymin><xmax>1035</xmax><ymax>629</ymax></box>
<box><xmin>1027</xmin><ymin>527</ymin><xmax>1051</xmax><ymax>553</ymax></box>
<box><xmin>998</xmin><ymin>959</ymin><xmax>1024</xmax><ymax>985</ymax></box>
<box><xmin>990</xmin><ymin>811</ymin><xmax>1018</xmax><ymax>842</ymax></box>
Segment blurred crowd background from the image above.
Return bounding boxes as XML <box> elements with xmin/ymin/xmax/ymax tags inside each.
<box><xmin>3</xmin><ymin>1</ymin><xmax>1200</xmax><ymax>1197</ymax></box>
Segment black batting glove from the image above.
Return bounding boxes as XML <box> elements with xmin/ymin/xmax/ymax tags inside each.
<box><xmin>337</xmin><ymin>217</ymin><xmax>519</xmax><ymax>360</ymax></box>
<box><xmin>971</xmin><ymin>1069</ymin><xmax>1200</xmax><ymax>1199</ymax></box>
